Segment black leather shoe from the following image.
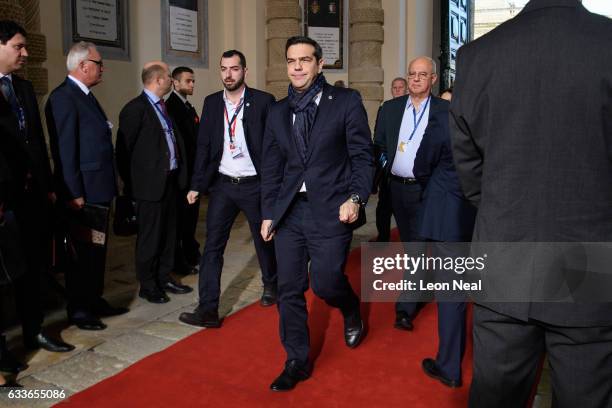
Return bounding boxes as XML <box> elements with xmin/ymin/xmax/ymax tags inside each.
<box><xmin>270</xmin><ymin>360</ymin><xmax>311</xmax><ymax>392</ymax></box>
<box><xmin>260</xmin><ymin>285</ymin><xmax>277</xmax><ymax>307</ymax></box>
<box><xmin>139</xmin><ymin>289</ymin><xmax>170</xmax><ymax>304</ymax></box>
<box><xmin>344</xmin><ymin>313</ymin><xmax>365</xmax><ymax>348</ymax></box>
<box><xmin>179</xmin><ymin>309</ymin><xmax>221</xmax><ymax>328</ymax></box>
<box><xmin>24</xmin><ymin>333</ymin><xmax>75</xmax><ymax>353</ymax></box>
<box><xmin>163</xmin><ymin>280</ymin><xmax>193</xmax><ymax>294</ymax></box>
<box><xmin>422</xmin><ymin>358</ymin><xmax>462</xmax><ymax>388</ymax></box>
<box><xmin>93</xmin><ymin>299</ymin><xmax>130</xmax><ymax>317</ymax></box>
<box><xmin>0</xmin><ymin>343</ymin><xmax>27</xmax><ymax>373</ymax></box>
<box><xmin>70</xmin><ymin>314</ymin><xmax>107</xmax><ymax>331</ymax></box>
<box><xmin>394</xmin><ymin>311</ymin><xmax>414</xmax><ymax>331</ymax></box>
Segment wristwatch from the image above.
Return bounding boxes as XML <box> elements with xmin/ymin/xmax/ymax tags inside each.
<box><xmin>349</xmin><ymin>193</ymin><xmax>362</xmax><ymax>205</ymax></box>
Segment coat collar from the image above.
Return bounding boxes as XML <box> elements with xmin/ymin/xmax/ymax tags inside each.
<box><xmin>521</xmin><ymin>0</ymin><xmax>581</xmax><ymax>14</ymax></box>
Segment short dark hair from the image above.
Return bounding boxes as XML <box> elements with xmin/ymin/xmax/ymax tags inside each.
<box><xmin>440</xmin><ymin>86</ymin><xmax>453</xmax><ymax>95</ymax></box>
<box><xmin>220</xmin><ymin>50</ymin><xmax>246</xmax><ymax>68</ymax></box>
<box><xmin>0</xmin><ymin>20</ymin><xmax>27</xmax><ymax>45</ymax></box>
<box><xmin>285</xmin><ymin>36</ymin><xmax>323</xmax><ymax>62</ymax></box>
<box><xmin>142</xmin><ymin>64</ymin><xmax>166</xmax><ymax>85</ymax></box>
<box><xmin>172</xmin><ymin>66</ymin><xmax>194</xmax><ymax>80</ymax></box>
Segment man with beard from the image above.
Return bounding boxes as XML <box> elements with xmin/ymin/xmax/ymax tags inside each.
<box><xmin>260</xmin><ymin>36</ymin><xmax>373</xmax><ymax>391</ymax></box>
<box><xmin>117</xmin><ymin>61</ymin><xmax>191</xmax><ymax>304</ymax></box>
<box><xmin>166</xmin><ymin>66</ymin><xmax>200</xmax><ymax>275</ymax></box>
<box><xmin>179</xmin><ymin>50</ymin><xmax>277</xmax><ymax>328</ymax></box>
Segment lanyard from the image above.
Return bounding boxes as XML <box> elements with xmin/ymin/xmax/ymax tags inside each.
<box><xmin>146</xmin><ymin>95</ymin><xmax>174</xmax><ymax>134</ymax></box>
<box><xmin>224</xmin><ymin>100</ymin><xmax>244</xmax><ymax>144</ymax></box>
<box><xmin>407</xmin><ymin>95</ymin><xmax>431</xmax><ymax>141</ymax></box>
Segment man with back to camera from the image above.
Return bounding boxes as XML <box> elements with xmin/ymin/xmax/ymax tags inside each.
<box><xmin>374</xmin><ymin>56</ymin><xmax>449</xmax><ymax>331</ymax></box>
<box><xmin>46</xmin><ymin>41</ymin><xmax>128</xmax><ymax>331</ymax></box>
<box><xmin>260</xmin><ymin>36</ymin><xmax>374</xmax><ymax>391</ymax></box>
<box><xmin>117</xmin><ymin>61</ymin><xmax>192</xmax><ymax>304</ymax></box>
<box><xmin>450</xmin><ymin>0</ymin><xmax>612</xmax><ymax>406</ymax></box>
<box><xmin>165</xmin><ymin>66</ymin><xmax>201</xmax><ymax>275</ymax></box>
<box><xmin>178</xmin><ymin>50</ymin><xmax>277</xmax><ymax>329</ymax></box>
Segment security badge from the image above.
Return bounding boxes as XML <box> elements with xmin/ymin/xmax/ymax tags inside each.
<box><xmin>398</xmin><ymin>141</ymin><xmax>407</xmax><ymax>153</ymax></box>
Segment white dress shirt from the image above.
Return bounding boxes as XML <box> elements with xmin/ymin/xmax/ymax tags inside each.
<box><xmin>218</xmin><ymin>87</ymin><xmax>257</xmax><ymax>177</ymax></box>
<box><xmin>390</xmin><ymin>95</ymin><xmax>431</xmax><ymax>178</ymax></box>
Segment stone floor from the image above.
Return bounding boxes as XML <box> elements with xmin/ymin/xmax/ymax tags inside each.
<box><xmin>0</xmin><ymin>196</ymin><xmax>551</xmax><ymax>407</ymax></box>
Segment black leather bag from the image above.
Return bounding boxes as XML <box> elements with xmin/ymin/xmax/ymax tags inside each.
<box><xmin>113</xmin><ymin>196</ymin><xmax>137</xmax><ymax>236</ymax></box>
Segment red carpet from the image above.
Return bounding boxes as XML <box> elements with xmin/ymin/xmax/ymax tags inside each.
<box><xmin>56</xmin><ymin>230</ymin><xmax>472</xmax><ymax>408</ymax></box>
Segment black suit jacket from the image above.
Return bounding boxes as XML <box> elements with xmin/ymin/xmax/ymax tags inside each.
<box><xmin>0</xmin><ymin>75</ymin><xmax>52</xmax><ymax>208</ymax></box>
<box><xmin>450</xmin><ymin>0</ymin><xmax>612</xmax><ymax>326</ymax></box>
<box><xmin>414</xmin><ymin>109</ymin><xmax>475</xmax><ymax>242</ymax></box>
<box><xmin>45</xmin><ymin>78</ymin><xmax>117</xmax><ymax>204</ymax></box>
<box><xmin>261</xmin><ymin>83</ymin><xmax>374</xmax><ymax>236</ymax></box>
<box><xmin>165</xmin><ymin>92</ymin><xmax>199</xmax><ymax>181</ymax></box>
<box><xmin>191</xmin><ymin>87</ymin><xmax>275</xmax><ymax>193</ymax></box>
<box><xmin>116</xmin><ymin>92</ymin><xmax>188</xmax><ymax>201</ymax></box>
<box><xmin>373</xmin><ymin>94</ymin><xmax>449</xmax><ymax>177</ymax></box>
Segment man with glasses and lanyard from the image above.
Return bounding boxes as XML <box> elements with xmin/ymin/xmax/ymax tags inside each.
<box><xmin>374</xmin><ymin>56</ymin><xmax>449</xmax><ymax>331</ymax></box>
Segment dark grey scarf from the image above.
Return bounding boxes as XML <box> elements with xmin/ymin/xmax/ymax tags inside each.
<box><xmin>288</xmin><ymin>74</ymin><xmax>326</xmax><ymax>162</ymax></box>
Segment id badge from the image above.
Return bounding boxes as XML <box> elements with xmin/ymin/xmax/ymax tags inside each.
<box><xmin>231</xmin><ymin>144</ymin><xmax>244</xmax><ymax>159</ymax></box>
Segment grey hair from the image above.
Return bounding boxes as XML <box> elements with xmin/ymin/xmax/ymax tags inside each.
<box><xmin>408</xmin><ymin>56</ymin><xmax>437</xmax><ymax>75</ymax></box>
<box><xmin>66</xmin><ymin>41</ymin><xmax>96</xmax><ymax>71</ymax></box>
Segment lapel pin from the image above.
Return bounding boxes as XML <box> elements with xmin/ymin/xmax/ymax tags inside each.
<box><xmin>328</xmin><ymin>95</ymin><xmax>333</xmax><ymax>100</ymax></box>
<box><xmin>246</xmin><ymin>102</ymin><xmax>250</xmax><ymax>107</ymax></box>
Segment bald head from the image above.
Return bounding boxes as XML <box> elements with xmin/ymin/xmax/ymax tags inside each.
<box><xmin>142</xmin><ymin>61</ymin><xmax>172</xmax><ymax>97</ymax></box>
<box><xmin>406</xmin><ymin>56</ymin><xmax>437</xmax><ymax>100</ymax></box>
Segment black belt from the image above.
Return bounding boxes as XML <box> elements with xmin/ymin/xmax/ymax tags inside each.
<box><xmin>390</xmin><ymin>174</ymin><xmax>419</xmax><ymax>184</ymax></box>
<box><xmin>219</xmin><ymin>173</ymin><xmax>259</xmax><ymax>184</ymax></box>
<box><xmin>297</xmin><ymin>192</ymin><xmax>308</xmax><ymax>201</ymax></box>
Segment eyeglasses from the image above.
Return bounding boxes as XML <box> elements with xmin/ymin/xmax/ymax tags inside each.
<box><xmin>86</xmin><ymin>59</ymin><xmax>104</xmax><ymax>68</ymax></box>
<box><xmin>407</xmin><ymin>72</ymin><xmax>431</xmax><ymax>80</ymax></box>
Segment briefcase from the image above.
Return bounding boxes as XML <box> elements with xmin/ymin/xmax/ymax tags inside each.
<box><xmin>69</xmin><ymin>204</ymin><xmax>110</xmax><ymax>246</ymax></box>
<box><xmin>113</xmin><ymin>195</ymin><xmax>137</xmax><ymax>236</ymax></box>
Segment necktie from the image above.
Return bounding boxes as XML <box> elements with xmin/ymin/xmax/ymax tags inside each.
<box><xmin>1</xmin><ymin>76</ymin><xmax>25</xmax><ymax>133</ymax></box>
<box><xmin>88</xmin><ymin>91</ymin><xmax>107</xmax><ymax>120</ymax></box>
<box><xmin>185</xmin><ymin>100</ymin><xmax>199</xmax><ymax>124</ymax></box>
<box><xmin>157</xmin><ymin>99</ymin><xmax>180</xmax><ymax>160</ymax></box>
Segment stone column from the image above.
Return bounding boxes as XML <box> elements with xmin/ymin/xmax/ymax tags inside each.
<box><xmin>266</xmin><ymin>0</ymin><xmax>301</xmax><ymax>100</ymax></box>
<box><xmin>349</xmin><ymin>0</ymin><xmax>384</xmax><ymax>131</ymax></box>
<box><xmin>20</xmin><ymin>0</ymin><xmax>48</xmax><ymax>97</ymax></box>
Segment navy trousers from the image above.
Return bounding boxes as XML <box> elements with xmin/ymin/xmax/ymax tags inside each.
<box><xmin>198</xmin><ymin>177</ymin><xmax>276</xmax><ymax>312</ymax></box>
<box><xmin>274</xmin><ymin>196</ymin><xmax>360</xmax><ymax>364</ymax></box>
<box><xmin>390</xmin><ymin>179</ymin><xmax>425</xmax><ymax>316</ymax></box>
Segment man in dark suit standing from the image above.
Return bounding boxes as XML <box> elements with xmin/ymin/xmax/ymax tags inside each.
<box><xmin>372</xmin><ymin>77</ymin><xmax>408</xmax><ymax>243</ymax></box>
<box><xmin>260</xmin><ymin>36</ymin><xmax>373</xmax><ymax>391</ymax></box>
<box><xmin>178</xmin><ymin>50</ymin><xmax>277</xmax><ymax>329</ymax></box>
<box><xmin>117</xmin><ymin>61</ymin><xmax>192</xmax><ymax>304</ymax></box>
<box><xmin>374</xmin><ymin>56</ymin><xmax>449</xmax><ymax>331</ymax></box>
<box><xmin>46</xmin><ymin>41</ymin><xmax>127</xmax><ymax>331</ymax></box>
<box><xmin>166</xmin><ymin>66</ymin><xmax>200</xmax><ymax>275</ymax></box>
<box><xmin>0</xmin><ymin>20</ymin><xmax>74</xmax><ymax>354</ymax></box>
<box><xmin>413</xmin><ymin>105</ymin><xmax>476</xmax><ymax>388</ymax></box>
<box><xmin>450</xmin><ymin>1</ymin><xmax>612</xmax><ymax>406</ymax></box>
